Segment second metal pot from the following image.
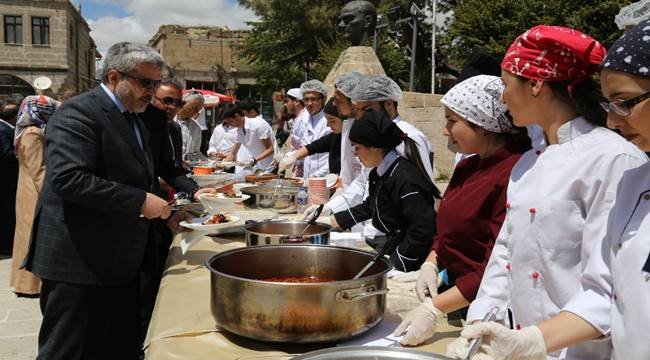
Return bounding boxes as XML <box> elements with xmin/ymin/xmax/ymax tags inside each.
<box><xmin>245</xmin><ymin>219</ymin><xmax>330</xmax><ymax>246</ymax></box>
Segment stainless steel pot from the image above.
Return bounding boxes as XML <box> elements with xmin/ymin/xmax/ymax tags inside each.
<box><xmin>292</xmin><ymin>346</ymin><xmax>455</xmax><ymax>359</ymax></box>
<box><xmin>204</xmin><ymin>245</ymin><xmax>392</xmax><ymax>343</ymax></box>
<box><xmin>245</xmin><ymin>220</ymin><xmax>330</xmax><ymax>246</ymax></box>
<box><xmin>241</xmin><ymin>185</ymin><xmax>300</xmax><ymax>210</ymax></box>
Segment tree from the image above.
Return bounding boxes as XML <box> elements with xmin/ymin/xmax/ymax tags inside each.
<box><xmin>442</xmin><ymin>0</ymin><xmax>634</xmax><ymax>69</ymax></box>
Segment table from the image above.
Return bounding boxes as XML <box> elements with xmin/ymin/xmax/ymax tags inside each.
<box><xmin>144</xmin><ymin>214</ymin><xmax>463</xmax><ymax>359</ymax></box>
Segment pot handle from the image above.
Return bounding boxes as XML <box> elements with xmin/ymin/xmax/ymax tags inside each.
<box><xmin>335</xmin><ymin>286</ymin><xmax>389</xmax><ymax>303</ymax></box>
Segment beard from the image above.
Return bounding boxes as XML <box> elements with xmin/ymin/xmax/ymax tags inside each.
<box><xmin>115</xmin><ymin>82</ymin><xmax>149</xmax><ymax>113</ymax></box>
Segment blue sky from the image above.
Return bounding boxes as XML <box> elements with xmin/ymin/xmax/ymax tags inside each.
<box><xmin>71</xmin><ymin>0</ymin><xmax>257</xmax><ymax>55</ymax></box>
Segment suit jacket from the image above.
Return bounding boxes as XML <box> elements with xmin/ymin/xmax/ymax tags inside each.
<box><xmin>140</xmin><ymin>104</ymin><xmax>197</xmax><ymax>198</ymax></box>
<box><xmin>168</xmin><ymin>120</ymin><xmax>183</xmax><ymax>169</ymax></box>
<box><xmin>25</xmin><ymin>86</ymin><xmax>155</xmax><ymax>285</ymax></box>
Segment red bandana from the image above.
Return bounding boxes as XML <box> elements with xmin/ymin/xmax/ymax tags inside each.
<box><xmin>501</xmin><ymin>25</ymin><xmax>606</xmax><ymax>82</ymax></box>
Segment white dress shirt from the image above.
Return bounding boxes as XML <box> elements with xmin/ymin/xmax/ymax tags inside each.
<box><xmin>339</xmin><ymin>118</ymin><xmax>363</xmax><ymax>188</ymax></box>
<box><xmin>301</xmin><ymin>110</ymin><xmax>331</xmax><ymax>179</ymax></box>
<box><xmin>563</xmin><ymin>161</ymin><xmax>650</xmax><ymax>360</ymax></box>
<box><xmin>236</xmin><ymin>116</ymin><xmax>275</xmax><ymax>170</ymax></box>
<box><xmin>174</xmin><ymin>116</ymin><xmax>202</xmax><ymax>158</ymax></box>
<box><xmin>467</xmin><ymin>117</ymin><xmax>646</xmax><ymax>359</ymax></box>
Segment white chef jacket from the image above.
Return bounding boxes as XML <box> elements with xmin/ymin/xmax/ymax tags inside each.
<box><xmin>339</xmin><ymin>118</ymin><xmax>363</xmax><ymax>188</ymax></box>
<box><xmin>562</xmin><ymin>161</ymin><xmax>650</xmax><ymax>360</ymax></box>
<box><xmin>195</xmin><ymin>108</ymin><xmax>208</xmax><ymax>130</ymax></box>
<box><xmin>236</xmin><ymin>116</ymin><xmax>275</xmax><ymax>170</ymax></box>
<box><xmin>328</xmin><ymin>115</ymin><xmax>434</xmax><ymax>238</ymax></box>
<box><xmin>174</xmin><ymin>116</ymin><xmax>202</xmax><ymax>159</ymax></box>
<box><xmin>290</xmin><ymin>108</ymin><xmax>310</xmax><ymax>149</ymax></box>
<box><xmin>302</xmin><ymin>110</ymin><xmax>331</xmax><ymax>179</ymax></box>
<box><xmin>467</xmin><ymin>117</ymin><xmax>646</xmax><ymax>359</ymax></box>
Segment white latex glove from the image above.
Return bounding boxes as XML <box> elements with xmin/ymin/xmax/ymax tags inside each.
<box><xmin>279</xmin><ymin>154</ymin><xmax>297</xmax><ymax>169</ymax></box>
<box><xmin>459</xmin><ymin>322</ymin><xmax>547</xmax><ymax>360</ymax></box>
<box><xmin>415</xmin><ymin>261</ymin><xmax>439</xmax><ymax>302</ymax></box>
<box><xmin>301</xmin><ymin>204</ymin><xmax>332</xmax><ymax>221</ymax></box>
<box><xmin>393</xmin><ymin>300</ymin><xmax>444</xmax><ymax>346</ymax></box>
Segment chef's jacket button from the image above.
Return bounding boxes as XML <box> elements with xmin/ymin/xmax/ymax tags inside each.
<box><xmin>532</xmin><ymin>271</ymin><xmax>540</xmax><ymax>279</ymax></box>
<box><xmin>516</xmin><ymin>324</ymin><xmax>521</xmax><ymax>330</ymax></box>
<box><xmin>618</xmin><ymin>243</ymin><xmax>623</xmax><ymax>249</ymax></box>
<box><xmin>506</xmin><ymin>263</ymin><xmax>511</xmax><ymax>270</ymax></box>
<box><xmin>613</xmin><ymin>294</ymin><xmax>617</xmax><ymax>300</ymax></box>
<box><xmin>529</xmin><ymin>208</ymin><xmax>536</xmax><ymax>214</ymax></box>
<box><xmin>506</xmin><ymin>203</ymin><xmax>511</xmax><ymax>209</ymax></box>
<box><xmin>644</xmin><ymin>194</ymin><xmax>650</xmax><ymax>201</ymax></box>
<box><xmin>645</xmin><ymin>274</ymin><xmax>650</xmax><ymax>282</ymax></box>
<box><xmin>535</xmin><ymin>150</ymin><xmax>541</xmax><ymax>155</ymax></box>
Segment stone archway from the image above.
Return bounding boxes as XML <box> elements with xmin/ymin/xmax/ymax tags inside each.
<box><xmin>0</xmin><ymin>74</ymin><xmax>36</xmax><ymax>100</ymax></box>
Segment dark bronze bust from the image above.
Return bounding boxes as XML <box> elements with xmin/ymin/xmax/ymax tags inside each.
<box><xmin>338</xmin><ymin>1</ymin><xmax>377</xmax><ymax>46</ymax></box>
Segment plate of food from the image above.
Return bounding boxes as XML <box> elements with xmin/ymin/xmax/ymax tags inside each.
<box><xmin>180</xmin><ymin>214</ymin><xmax>241</xmax><ymax>231</ymax></box>
<box><xmin>199</xmin><ymin>192</ymin><xmax>251</xmax><ymax>213</ymax></box>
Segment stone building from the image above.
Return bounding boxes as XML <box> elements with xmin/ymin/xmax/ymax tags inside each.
<box><xmin>0</xmin><ymin>0</ymin><xmax>100</xmax><ymax>100</ymax></box>
<box><xmin>148</xmin><ymin>25</ymin><xmax>255</xmax><ymax>98</ymax></box>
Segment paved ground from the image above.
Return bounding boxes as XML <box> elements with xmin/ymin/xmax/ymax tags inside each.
<box><xmin>0</xmin><ymin>255</ymin><xmax>40</xmax><ymax>360</ymax></box>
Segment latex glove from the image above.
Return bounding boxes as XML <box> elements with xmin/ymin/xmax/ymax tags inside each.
<box><xmin>445</xmin><ymin>336</ymin><xmax>497</xmax><ymax>360</ymax></box>
<box><xmin>393</xmin><ymin>300</ymin><xmax>444</xmax><ymax>346</ymax></box>
<box><xmin>460</xmin><ymin>322</ymin><xmax>547</xmax><ymax>360</ymax></box>
<box><xmin>301</xmin><ymin>204</ymin><xmax>332</xmax><ymax>221</ymax></box>
<box><xmin>415</xmin><ymin>261</ymin><xmax>439</xmax><ymax>302</ymax></box>
<box><xmin>279</xmin><ymin>154</ymin><xmax>297</xmax><ymax>169</ymax></box>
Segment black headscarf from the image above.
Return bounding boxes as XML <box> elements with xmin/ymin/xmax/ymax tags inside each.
<box><xmin>323</xmin><ymin>98</ymin><xmax>339</xmax><ymax>118</ymax></box>
<box><xmin>603</xmin><ymin>19</ymin><xmax>650</xmax><ymax>77</ymax></box>
<box><xmin>349</xmin><ymin>110</ymin><xmax>404</xmax><ymax>148</ymax></box>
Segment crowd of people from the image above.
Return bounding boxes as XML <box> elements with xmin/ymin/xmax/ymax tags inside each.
<box><xmin>0</xmin><ymin>15</ymin><xmax>649</xmax><ymax>360</ymax></box>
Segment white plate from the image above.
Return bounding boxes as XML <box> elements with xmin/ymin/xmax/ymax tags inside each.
<box><xmin>199</xmin><ymin>193</ymin><xmax>250</xmax><ymax>214</ymax></box>
<box><xmin>189</xmin><ymin>173</ymin><xmax>235</xmax><ymax>187</ymax></box>
<box><xmin>180</xmin><ymin>215</ymin><xmax>241</xmax><ymax>231</ymax></box>
<box><xmin>216</xmin><ymin>161</ymin><xmax>238</xmax><ymax>169</ymax></box>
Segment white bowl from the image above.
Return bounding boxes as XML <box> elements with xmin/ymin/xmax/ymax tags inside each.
<box><xmin>190</xmin><ymin>173</ymin><xmax>235</xmax><ymax>187</ymax></box>
<box><xmin>199</xmin><ymin>193</ymin><xmax>251</xmax><ymax>214</ymax></box>
<box><xmin>233</xmin><ymin>182</ymin><xmax>256</xmax><ymax>194</ymax></box>
<box><xmin>180</xmin><ymin>215</ymin><xmax>242</xmax><ymax>231</ymax></box>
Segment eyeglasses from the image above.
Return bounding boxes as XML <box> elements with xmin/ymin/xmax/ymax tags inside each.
<box><xmin>154</xmin><ymin>96</ymin><xmax>184</xmax><ymax>107</ymax></box>
<box><xmin>600</xmin><ymin>91</ymin><xmax>650</xmax><ymax>117</ymax></box>
<box><xmin>116</xmin><ymin>70</ymin><xmax>161</xmax><ymax>90</ymax></box>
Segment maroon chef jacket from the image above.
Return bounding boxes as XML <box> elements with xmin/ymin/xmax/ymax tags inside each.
<box><xmin>433</xmin><ymin>144</ymin><xmax>526</xmax><ymax>301</ymax></box>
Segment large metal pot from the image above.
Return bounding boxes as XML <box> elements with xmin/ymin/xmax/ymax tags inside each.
<box><xmin>204</xmin><ymin>245</ymin><xmax>392</xmax><ymax>343</ymax></box>
<box><xmin>245</xmin><ymin>220</ymin><xmax>330</xmax><ymax>246</ymax></box>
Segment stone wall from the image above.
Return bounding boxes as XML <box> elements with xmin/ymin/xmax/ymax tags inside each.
<box><xmin>0</xmin><ymin>0</ymin><xmax>97</xmax><ymax>96</ymax></box>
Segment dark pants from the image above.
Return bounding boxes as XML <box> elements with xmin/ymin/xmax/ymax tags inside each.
<box><xmin>38</xmin><ymin>276</ymin><xmax>140</xmax><ymax>360</ymax></box>
<box><xmin>139</xmin><ymin>222</ymin><xmax>172</xmax><ymax>345</ymax></box>
<box><xmin>200</xmin><ymin>130</ymin><xmax>210</xmax><ymax>155</ymax></box>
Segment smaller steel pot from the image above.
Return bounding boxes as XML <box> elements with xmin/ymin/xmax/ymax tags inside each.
<box><xmin>245</xmin><ymin>220</ymin><xmax>330</xmax><ymax>246</ymax></box>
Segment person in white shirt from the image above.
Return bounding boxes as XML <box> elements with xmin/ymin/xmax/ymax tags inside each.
<box><xmin>296</xmin><ymin>79</ymin><xmax>331</xmax><ymax>179</ymax></box>
<box><xmin>174</xmin><ymin>92</ymin><xmax>203</xmax><ymax>160</ymax></box>
<box><xmin>446</xmin><ymin>25</ymin><xmax>647</xmax><ymax>360</ymax></box>
<box><xmin>194</xmin><ymin>107</ymin><xmax>210</xmax><ymax>155</ymax></box>
<box><xmin>222</xmin><ymin>103</ymin><xmax>275</xmax><ymax>170</ymax></box>
<box><xmin>284</xmin><ymin>88</ymin><xmax>309</xmax><ymax>177</ymax></box>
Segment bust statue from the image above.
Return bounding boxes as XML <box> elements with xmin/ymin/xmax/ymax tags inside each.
<box><xmin>338</xmin><ymin>1</ymin><xmax>377</xmax><ymax>46</ymax></box>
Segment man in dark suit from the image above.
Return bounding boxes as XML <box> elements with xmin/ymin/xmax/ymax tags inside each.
<box><xmin>0</xmin><ymin>98</ymin><xmax>19</xmax><ymax>255</ymax></box>
<box><xmin>25</xmin><ymin>42</ymin><xmax>171</xmax><ymax>360</ymax></box>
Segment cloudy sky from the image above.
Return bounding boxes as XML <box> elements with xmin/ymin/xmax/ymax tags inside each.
<box><xmin>75</xmin><ymin>0</ymin><xmax>258</xmax><ymax>56</ymax></box>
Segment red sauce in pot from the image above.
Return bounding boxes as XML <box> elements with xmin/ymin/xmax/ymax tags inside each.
<box><xmin>258</xmin><ymin>276</ymin><xmax>337</xmax><ymax>283</ymax></box>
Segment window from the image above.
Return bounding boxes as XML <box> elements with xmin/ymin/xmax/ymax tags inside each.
<box><xmin>31</xmin><ymin>17</ymin><xmax>49</xmax><ymax>45</ymax></box>
<box><xmin>69</xmin><ymin>24</ymin><xmax>74</xmax><ymax>49</ymax></box>
<box><xmin>4</xmin><ymin>16</ymin><xmax>22</xmax><ymax>44</ymax></box>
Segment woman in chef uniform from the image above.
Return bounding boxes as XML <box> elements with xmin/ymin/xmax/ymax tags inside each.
<box><xmin>448</xmin><ymin>21</ymin><xmax>650</xmax><ymax>360</ymax></box>
<box><xmin>445</xmin><ymin>25</ymin><xmax>647</xmax><ymax>360</ymax></box>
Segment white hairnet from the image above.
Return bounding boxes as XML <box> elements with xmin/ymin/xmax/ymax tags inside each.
<box><xmin>300</xmin><ymin>80</ymin><xmax>327</xmax><ymax>98</ymax></box>
<box><xmin>616</xmin><ymin>0</ymin><xmax>650</xmax><ymax>29</ymax></box>
<box><xmin>334</xmin><ymin>72</ymin><xmax>364</xmax><ymax>98</ymax></box>
<box><xmin>350</xmin><ymin>75</ymin><xmax>403</xmax><ymax>102</ymax></box>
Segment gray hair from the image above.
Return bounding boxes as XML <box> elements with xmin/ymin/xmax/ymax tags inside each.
<box><xmin>160</xmin><ymin>77</ymin><xmax>184</xmax><ymax>91</ymax></box>
<box><xmin>101</xmin><ymin>42</ymin><xmax>165</xmax><ymax>82</ymax></box>
<box><xmin>182</xmin><ymin>92</ymin><xmax>205</xmax><ymax>103</ymax></box>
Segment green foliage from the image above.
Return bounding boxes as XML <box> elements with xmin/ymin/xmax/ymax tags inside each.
<box><xmin>443</xmin><ymin>0</ymin><xmax>634</xmax><ymax>67</ymax></box>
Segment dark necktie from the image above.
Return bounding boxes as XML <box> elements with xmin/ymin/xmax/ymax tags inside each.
<box><xmin>124</xmin><ymin>112</ymin><xmax>143</xmax><ymax>151</ymax></box>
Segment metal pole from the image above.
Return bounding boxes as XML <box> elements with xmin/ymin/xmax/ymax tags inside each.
<box><xmin>431</xmin><ymin>0</ymin><xmax>437</xmax><ymax>94</ymax></box>
<box><xmin>409</xmin><ymin>15</ymin><xmax>417</xmax><ymax>92</ymax></box>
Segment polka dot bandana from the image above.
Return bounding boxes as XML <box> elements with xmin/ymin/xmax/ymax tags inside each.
<box><xmin>603</xmin><ymin>19</ymin><xmax>650</xmax><ymax>77</ymax></box>
<box><xmin>441</xmin><ymin>75</ymin><xmax>514</xmax><ymax>134</ymax></box>
<box><xmin>501</xmin><ymin>25</ymin><xmax>606</xmax><ymax>82</ymax></box>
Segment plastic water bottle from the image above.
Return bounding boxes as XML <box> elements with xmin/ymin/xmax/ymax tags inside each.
<box><xmin>296</xmin><ymin>187</ymin><xmax>308</xmax><ymax>214</ymax></box>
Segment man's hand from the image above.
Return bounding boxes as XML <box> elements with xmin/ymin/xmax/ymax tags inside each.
<box><xmin>140</xmin><ymin>192</ymin><xmax>171</xmax><ymax>219</ymax></box>
<box><xmin>166</xmin><ymin>211</ymin><xmax>193</xmax><ymax>233</ymax></box>
<box><xmin>193</xmin><ymin>187</ymin><xmax>217</xmax><ymax>201</ymax></box>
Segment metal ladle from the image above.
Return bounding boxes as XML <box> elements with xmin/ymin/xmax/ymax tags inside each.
<box><xmin>285</xmin><ymin>204</ymin><xmax>324</xmax><ymax>241</ymax></box>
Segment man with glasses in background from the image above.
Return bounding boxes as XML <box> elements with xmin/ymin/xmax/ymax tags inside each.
<box><xmin>25</xmin><ymin>42</ymin><xmax>172</xmax><ymax>359</ymax></box>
